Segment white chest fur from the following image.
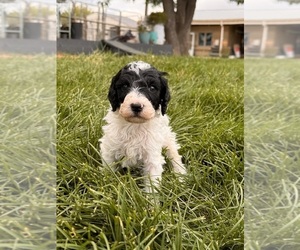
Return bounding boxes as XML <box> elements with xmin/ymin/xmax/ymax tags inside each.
<box><xmin>100</xmin><ymin>111</ymin><xmax>168</xmax><ymax>167</ymax></box>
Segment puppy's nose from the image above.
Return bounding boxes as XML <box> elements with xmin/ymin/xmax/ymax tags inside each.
<box><xmin>130</xmin><ymin>103</ymin><xmax>143</xmax><ymax>113</ymax></box>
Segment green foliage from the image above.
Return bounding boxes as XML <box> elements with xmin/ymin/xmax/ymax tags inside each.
<box><xmin>5</xmin><ymin>11</ymin><xmax>20</xmax><ymax>26</ymax></box>
<box><xmin>60</xmin><ymin>5</ymin><xmax>92</xmax><ymax>19</ymax></box>
<box><xmin>25</xmin><ymin>5</ymin><xmax>55</xmax><ymax>17</ymax></box>
<box><xmin>147</xmin><ymin>0</ymin><xmax>162</xmax><ymax>6</ymax></box>
<box><xmin>59</xmin><ymin>4</ymin><xmax>92</xmax><ymax>26</ymax></box>
<box><xmin>137</xmin><ymin>21</ymin><xmax>149</xmax><ymax>32</ymax></box>
<box><xmin>4</xmin><ymin>6</ymin><xmax>54</xmax><ymax>26</ymax></box>
<box><xmin>57</xmin><ymin>53</ymin><xmax>244</xmax><ymax>249</ymax></box>
<box><xmin>147</xmin><ymin>12</ymin><xmax>167</xmax><ymax>25</ymax></box>
<box><xmin>229</xmin><ymin>0</ymin><xmax>244</xmax><ymax>4</ymax></box>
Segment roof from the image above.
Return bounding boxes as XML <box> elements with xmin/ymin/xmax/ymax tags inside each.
<box><xmin>192</xmin><ymin>7</ymin><xmax>300</xmax><ymax>25</ymax></box>
<box><xmin>192</xmin><ymin>9</ymin><xmax>243</xmax><ymax>25</ymax></box>
<box><xmin>245</xmin><ymin>9</ymin><xmax>300</xmax><ymax>25</ymax></box>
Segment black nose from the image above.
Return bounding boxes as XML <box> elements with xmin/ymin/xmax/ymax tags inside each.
<box><xmin>130</xmin><ymin>103</ymin><xmax>143</xmax><ymax>113</ymax></box>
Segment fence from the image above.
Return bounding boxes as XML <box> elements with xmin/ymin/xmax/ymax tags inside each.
<box><xmin>57</xmin><ymin>1</ymin><xmax>141</xmax><ymax>42</ymax></box>
<box><xmin>0</xmin><ymin>0</ymin><xmax>141</xmax><ymax>42</ymax></box>
<box><xmin>0</xmin><ymin>1</ymin><xmax>56</xmax><ymax>40</ymax></box>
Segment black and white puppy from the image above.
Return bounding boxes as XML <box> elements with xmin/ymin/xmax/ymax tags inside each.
<box><xmin>99</xmin><ymin>61</ymin><xmax>186</xmax><ymax>192</ymax></box>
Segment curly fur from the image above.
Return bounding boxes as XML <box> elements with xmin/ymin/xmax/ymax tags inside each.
<box><xmin>99</xmin><ymin>61</ymin><xmax>186</xmax><ymax>192</ymax></box>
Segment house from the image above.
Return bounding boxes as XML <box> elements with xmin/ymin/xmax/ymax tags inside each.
<box><xmin>245</xmin><ymin>9</ymin><xmax>300</xmax><ymax>57</ymax></box>
<box><xmin>191</xmin><ymin>6</ymin><xmax>300</xmax><ymax>58</ymax></box>
<box><xmin>191</xmin><ymin>9</ymin><xmax>244</xmax><ymax>57</ymax></box>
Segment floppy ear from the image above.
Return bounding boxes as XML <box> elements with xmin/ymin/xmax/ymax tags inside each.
<box><xmin>159</xmin><ymin>74</ymin><xmax>171</xmax><ymax>115</ymax></box>
<box><xmin>108</xmin><ymin>69</ymin><xmax>122</xmax><ymax>111</ymax></box>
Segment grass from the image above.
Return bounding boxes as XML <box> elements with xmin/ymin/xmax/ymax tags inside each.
<box><xmin>1</xmin><ymin>53</ymin><xmax>298</xmax><ymax>250</ymax></box>
<box><xmin>244</xmin><ymin>59</ymin><xmax>300</xmax><ymax>249</ymax></box>
<box><xmin>57</xmin><ymin>53</ymin><xmax>244</xmax><ymax>249</ymax></box>
<box><xmin>0</xmin><ymin>55</ymin><xmax>56</xmax><ymax>249</ymax></box>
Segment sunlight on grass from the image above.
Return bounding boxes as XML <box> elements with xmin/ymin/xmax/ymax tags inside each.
<box><xmin>57</xmin><ymin>53</ymin><xmax>243</xmax><ymax>249</ymax></box>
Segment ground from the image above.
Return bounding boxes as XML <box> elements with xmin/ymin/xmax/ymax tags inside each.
<box><xmin>56</xmin><ymin>53</ymin><xmax>244</xmax><ymax>249</ymax></box>
<box><xmin>2</xmin><ymin>53</ymin><xmax>298</xmax><ymax>249</ymax></box>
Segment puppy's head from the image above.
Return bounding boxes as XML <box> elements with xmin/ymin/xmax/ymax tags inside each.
<box><xmin>108</xmin><ymin>61</ymin><xmax>170</xmax><ymax>123</ymax></box>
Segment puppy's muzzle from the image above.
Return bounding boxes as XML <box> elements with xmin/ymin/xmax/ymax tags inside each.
<box><xmin>130</xmin><ymin>103</ymin><xmax>143</xmax><ymax>114</ymax></box>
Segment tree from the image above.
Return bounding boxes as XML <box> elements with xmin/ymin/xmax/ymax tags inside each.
<box><xmin>162</xmin><ymin>0</ymin><xmax>196</xmax><ymax>55</ymax></box>
<box><xmin>229</xmin><ymin>0</ymin><xmax>244</xmax><ymax>4</ymax></box>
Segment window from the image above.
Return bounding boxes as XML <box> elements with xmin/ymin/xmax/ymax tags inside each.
<box><xmin>199</xmin><ymin>33</ymin><xmax>212</xmax><ymax>46</ymax></box>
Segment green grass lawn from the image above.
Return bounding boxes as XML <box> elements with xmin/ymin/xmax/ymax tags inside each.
<box><xmin>57</xmin><ymin>53</ymin><xmax>244</xmax><ymax>249</ymax></box>
<box><xmin>244</xmin><ymin>59</ymin><xmax>300</xmax><ymax>249</ymax></box>
<box><xmin>0</xmin><ymin>55</ymin><xmax>56</xmax><ymax>249</ymax></box>
<box><xmin>2</xmin><ymin>53</ymin><xmax>298</xmax><ymax>250</ymax></box>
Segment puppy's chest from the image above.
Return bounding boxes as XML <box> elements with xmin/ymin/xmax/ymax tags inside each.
<box><xmin>113</xmin><ymin>125</ymin><xmax>163</xmax><ymax>158</ymax></box>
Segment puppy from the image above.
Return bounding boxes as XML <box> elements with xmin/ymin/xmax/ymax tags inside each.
<box><xmin>99</xmin><ymin>61</ymin><xmax>186</xmax><ymax>192</ymax></box>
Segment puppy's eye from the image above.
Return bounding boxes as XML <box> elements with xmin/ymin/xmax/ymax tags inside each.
<box><xmin>122</xmin><ymin>83</ymin><xmax>129</xmax><ymax>89</ymax></box>
<box><xmin>149</xmin><ymin>85</ymin><xmax>156</xmax><ymax>91</ymax></box>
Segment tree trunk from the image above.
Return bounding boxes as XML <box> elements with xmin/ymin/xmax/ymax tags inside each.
<box><xmin>162</xmin><ymin>0</ymin><xmax>196</xmax><ymax>56</ymax></box>
<box><xmin>145</xmin><ymin>0</ymin><xmax>149</xmax><ymax>17</ymax></box>
<box><xmin>162</xmin><ymin>0</ymin><xmax>180</xmax><ymax>55</ymax></box>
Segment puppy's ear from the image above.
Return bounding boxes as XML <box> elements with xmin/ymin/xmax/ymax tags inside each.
<box><xmin>159</xmin><ymin>73</ymin><xmax>171</xmax><ymax>115</ymax></box>
<box><xmin>108</xmin><ymin>69</ymin><xmax>122</xmax><ymax>111</ymax></box>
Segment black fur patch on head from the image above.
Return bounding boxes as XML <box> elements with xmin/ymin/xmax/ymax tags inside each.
<box><xmin>108</xmin><ymin>62</ymin><xmax>171</xmax><ymax>115</ymax></box>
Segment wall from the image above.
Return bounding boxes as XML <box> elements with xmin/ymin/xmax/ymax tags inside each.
<box><xmin>191</xmin><ymin>25</ymin><xmax>221</xmax><ymax>56</ymax></box>
<box><xmin>191</xmin><ymin>24</ymin><xmax>242</xmax><ymax>57</ymax></box>
<box><xmin>245</xmin><ymin>24</ymin><xmax>300</xmax><ymax>57</ymax></box>
<box><xmin>244</xmin><ymin>25</ymin><xmax>263</xmax><ymax>47</ymax></box>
